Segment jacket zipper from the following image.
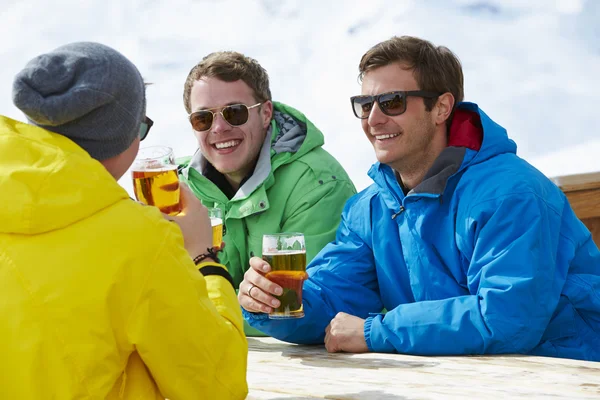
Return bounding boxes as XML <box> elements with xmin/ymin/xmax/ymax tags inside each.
<box><xmin>391</xmin><ymin>206</ymin><xmax>406</xmax><ymax>220</ymax></box>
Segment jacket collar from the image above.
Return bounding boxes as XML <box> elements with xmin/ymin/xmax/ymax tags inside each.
<box><xmin>369</xmin><ymin>103</ymin><xmax>514</xmax><ymax>200</ymax></box>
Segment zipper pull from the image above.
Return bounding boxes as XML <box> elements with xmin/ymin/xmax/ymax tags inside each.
<box><xmin>391</xmin><ymin>206</ymin><xmax>405</xmax><ymax>220</ymax></box>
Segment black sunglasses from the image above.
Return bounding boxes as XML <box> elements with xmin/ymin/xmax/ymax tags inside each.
<box><xmin>139</xmin><ymin>116</ymin><xmax>153</xmax><ymax>141</ymax></box>
<box><xmin>350</xmin><ymin>90</ymin><xmax>441</xmax><ymax>119</ymax></box>
<box><xmin>189</xmin><ymin>103</ymin><xmax>261</xmax><ymax>132</ymax></box>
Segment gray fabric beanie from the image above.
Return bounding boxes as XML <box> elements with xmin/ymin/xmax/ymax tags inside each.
<box><xmin>12</xmin><ymin>42</ymin><xmax>146</xmax><ymax>160</ymax></box>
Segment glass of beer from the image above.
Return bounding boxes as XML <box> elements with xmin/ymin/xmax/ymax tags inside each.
<box><xmin>262</xmin><ymin>233</ymin><xmax>307</xmax><ymax>319</ymax></box>
<box><xmin>208</xmin><ymin>207</ymin><xmax>223</xmax><ymax>248</ymax></box>
<box><xmin>132</xmin><ymin>146</ymin><xmax>182</xmax><ymax>216</ymax></box>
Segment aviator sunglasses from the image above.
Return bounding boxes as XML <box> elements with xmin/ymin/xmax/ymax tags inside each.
<box><xmin>189</xmin><ymin>103</ymin><xmax>262</xmax><ymax>132</ymax></box>
<box><xmin>350</xmin><ymin>90</ymin><xmax>441</xmax><ymax>119</ymax></box>
<box><xmin>139</xmin><ymin>116</ymin><xmax>154</xmax><ymax>141</ymax></box>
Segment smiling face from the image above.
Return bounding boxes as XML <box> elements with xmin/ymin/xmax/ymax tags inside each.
<box><xmin>360</xmin><ymin>62</ymin><xmax>446</xmax><ymax>174</ymax></box>
<box><xmin>189</xmin><ymin>77</ymin><xmax>273</xmax><ymax>186</ymax></box>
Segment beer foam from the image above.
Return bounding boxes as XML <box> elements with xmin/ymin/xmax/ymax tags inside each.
<box><xmin>262</xmin><ymin>250</ymin><xmax>306</xmax><ymax>256</ymax></box>
<box><xmin>210</xmin><ymin>217</ymin><xmax>223</xmax><ymax>226</ymax></box>
<box><xmin>134</xmin><ymin>161</ymin><xmax>177</xmax><ymax>172</ymax></box>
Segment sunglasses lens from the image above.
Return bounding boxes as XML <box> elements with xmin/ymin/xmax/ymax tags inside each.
<box><xmin>352</xmin><ymin>97</ymin><xmax>374</xmax><ymax>119</ymax></box>
<box><xmin>190</xmin><ymin>111</ymin><xmax>214</xmax><ymax>131</ymax></box>
<box><xmin>222</xmin><ymin>104</ymin><xmax>249</xmax><ymax>126</ymax></box>
<box><xmin>379</xmin><ymin>92</ymin><xmax>405</xmax><ymax>116</ymax></box>
<box><xmin>139</xmin><ymin>116</ymin><xmax>153</xmax><ymax>141</ymax></box>
<box><xmin>139</xmin><ymin>122</ymin><xmax>148</xmax><ymax>141</ymax></box>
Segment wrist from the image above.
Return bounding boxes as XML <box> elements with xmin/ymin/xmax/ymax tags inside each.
<box><xmin>193</xmin><ymin>247</ymin><xmax>220</xmax><ymax>265</ymax></box>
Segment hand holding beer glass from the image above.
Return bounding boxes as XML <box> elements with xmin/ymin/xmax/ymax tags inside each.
<box><xmin>262</xmin><ymin>233</ymin><xmax>307</xmax><ymax>319</ymax></box>
<box><xmin>132</xmin><ymin>146</ymin><xmax>182</xmax><ymax>215</ymax></box>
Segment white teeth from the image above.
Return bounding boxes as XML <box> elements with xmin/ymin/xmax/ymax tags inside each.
<box><xmin>375</xmin><ymin>133</ymin><xmax>400</xmax><ymax>140</ymax></box>
<box><xmin>215</xmin><ymin>140</ymin><xmax>240</xmax><ymax>149</ymax></box>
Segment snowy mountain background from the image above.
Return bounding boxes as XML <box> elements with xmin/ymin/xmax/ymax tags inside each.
<box><xmin>1</xmin><ymin>0</ymin><xmax>599</xmax><ymax>194</ymax></box>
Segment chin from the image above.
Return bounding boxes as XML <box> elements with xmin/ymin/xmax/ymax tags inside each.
<box><xmin>212</xmin><ymin>162</ymin><xmax>239</xmax><ymax>175</ymax></box>
<box><xmin>375</xmin><ymin>153</ymin><xmax>393</xmax><ymax>165</ymax></box>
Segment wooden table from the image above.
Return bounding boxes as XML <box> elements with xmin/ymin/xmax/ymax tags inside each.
<box><xmin>246</xmin><ymin>337</ymin><xmax>600</xmax><ymax>399</ymax></box>
<box><xmin>552</xmin><ymin>171</ymin><xmax>600</xmax><ymax>246</ymax></box>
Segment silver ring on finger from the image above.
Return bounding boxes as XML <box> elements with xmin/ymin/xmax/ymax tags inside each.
<box><xmin>246</xmin><ymin>283</ymin><xmax>256</xmax><ymax>298</ymax></box>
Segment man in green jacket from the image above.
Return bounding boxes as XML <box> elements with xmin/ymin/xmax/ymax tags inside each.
<box><xmin>180</xmin><ymin>51</ymin><xmax>356</xmax><ymax>288</ymax></box>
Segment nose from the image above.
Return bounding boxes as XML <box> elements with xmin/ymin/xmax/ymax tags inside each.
<box><xmin>210</xmin><ymin>112</ymin><xmax>232</xmax><ymax>134</ymax></box>
<box><xmin>367</xmin><ymin>102</ymin><xmax>387</xmax><ymax>128</ymax></box>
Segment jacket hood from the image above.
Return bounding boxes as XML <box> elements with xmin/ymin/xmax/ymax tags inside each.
<box><xmin>454</xmin><ymin>102</ymin><xmax>517</xmax><ymax>166</ymax></box>
<box><xmin>369</xmin><ymin>102</ymin><xmax>517</xmax><ymax>197</ymax></box>
<box><xmin>269</xmin><ymin>101</ymin><xmax>324</xmax><ymax>165</ymax></box>
<box><xmin>0</xmin><ymin>116</ymin><xmax>129</xmax><ymax>234</ymax></box>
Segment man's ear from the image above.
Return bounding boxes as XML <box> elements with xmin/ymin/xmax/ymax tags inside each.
<box><xmin>434</xmin><ymin>92</ymin><xmax>455</xmax><ymax>126</ymax></box>
<box><xmin>261</xmin><ymin>100</ymin><xmax>274</xmax><ymax>129</ymax></box>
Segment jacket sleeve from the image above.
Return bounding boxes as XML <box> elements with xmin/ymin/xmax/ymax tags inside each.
<box><xmin>282</xmin><ymin>175</ymin><xmax>356</xmax><ymax>263</ymax></box>
<box><xmin>245</xmin><ymin>209</ymin><xmax>383</xmax><ymax>344</ymax></box>
<box><xmin>127</xmin><ymin>223</ymin><xmax>248</xmax><ymax>399</ymax></box>
<box><xmin>366</xmin><ymin>193</ymin><xmax>568</xmax><ymax>355</ymax></box>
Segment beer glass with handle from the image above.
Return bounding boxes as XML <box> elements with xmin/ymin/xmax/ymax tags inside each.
<box><xmin>132</xmin><ymin>146</ymin><xmax>182</xmax><ymax>216</ymax></box>
<box><xmin>262</xmin><ymin>233</ymin><xmax>307</xmax><ymax>319</ymax></box>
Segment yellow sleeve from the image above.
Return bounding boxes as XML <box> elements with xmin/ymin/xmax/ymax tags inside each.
<box><xmin>127</xmin><ymin>224</ymin><xmax>248</xmax><ymax>400</ymax></box>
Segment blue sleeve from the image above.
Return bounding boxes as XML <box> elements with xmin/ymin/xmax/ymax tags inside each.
<box><xmin>366</xmin><ymin>193</ymin><xmax>567</xmax><ymax>355</ymax></box>
<box><xmin>245</xmin><ymin>211</ymin><xmax>383</xmax><ymax>344</ymax></box>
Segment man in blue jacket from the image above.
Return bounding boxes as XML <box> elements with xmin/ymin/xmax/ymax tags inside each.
<box><xmin>238</xmin><ymin>36</ymin><xmax>600</xmax><ymax>361</ymax></box>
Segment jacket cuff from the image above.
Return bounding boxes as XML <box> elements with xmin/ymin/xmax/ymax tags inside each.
<box><xmin>364</xmin><ymin>314</ymin><xmax>394</xmax><ymax>352</ymax></box>
<box><xmin>364</xmin><ymin>316</ymin><xmax>376</xmax><ymax>351</ymax></box>
<box><xmin>242</xmin><ymin>308</ymin><xmax>269</xmax><ymax>322</ymax></box>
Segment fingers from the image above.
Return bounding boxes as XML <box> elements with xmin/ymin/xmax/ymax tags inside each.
<box><xmin>324</xmin><ymin>316</ymin><xmax>340</xmax><ymax>353</ymax></box>
<box><xmin>179</xmin><ymin>181</ymin><xmax>192</xmax><ymax>197</ymax></box>
<box><xmin>179</xmin><ymin>181</ymin><xmax>203</xmax><ymax>211</ymax></box>
<box><xmin>238</xmin><ymin>260</ymin><xmax>283</xmax><ymax>314</ymax></box>
<box><xmin>238</xmin><ymin>281</ymin><xmax>276</xmax><ymax>314</ymax></box>
<box><xmin>249</xmin><ymin>256</ymin><xmax>271</xmax><ymax>274</ymax></box>
<box><xmin>325</xmin><ymin>327</ymin><xmax>337</xmax><ymax>353</ymax></box>
<box><xmin>243</xmin><ymin>268</ymin><xmax>281</xmax><ymax>303</ymax></box>
<box><xmin>238</xmin><ymin>283</ymin><xmax>273</xmax><ymax>313</ymax></box>
<box><xmin>250</xmin><ymin>271</ymin><xmax>283</xmax><ymax>297</ymax></box>
<box><xmin>248</xmin><ymin>257</ymin><xmax>283</xmax><ymax>298</ymax></box>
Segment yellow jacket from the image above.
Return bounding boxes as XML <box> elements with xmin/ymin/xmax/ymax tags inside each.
<box><xmin>0</xmin><ymin>116</ymin><xmax>248</xmax><ymax>399</ymax></box>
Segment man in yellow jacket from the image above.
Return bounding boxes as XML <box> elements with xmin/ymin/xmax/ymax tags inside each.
<box><xmin>0</xmin><ymin>42</ymin><xmax>247</xmax><ymax>399</ymax></box>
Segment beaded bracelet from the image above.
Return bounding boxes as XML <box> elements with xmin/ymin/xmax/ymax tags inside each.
<box><xmin>193</xmin><ymin>247</ymin><xmax>220</xmax><ymax>265</ymax></box>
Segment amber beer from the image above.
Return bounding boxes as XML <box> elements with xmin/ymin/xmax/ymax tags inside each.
<box><xmin>132</xmin><ymin>146</ymin><xmax>182</xmax><ymax>216</ymax></box>
<box><xmin>263</xmin><ymin>251</ymin><xmax>308</xmax><ymax>318</ymax></box>
<box><xmin>208</xmin><ymin>207</ymin><xmax>223</xmax><ymax>248</ymax></box>
<box><xmin>132</xmin><ymin>167</ymin><xmax>182</xmax><ymax>215</ymax></box>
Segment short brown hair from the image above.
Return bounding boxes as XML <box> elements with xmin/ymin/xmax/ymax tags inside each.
<box><xmin>359</xmin><ymin>36</ymin><xmax>464</xmax><ymax>112</ymax></box>
<box><xmin>183</xmin><ymin>51</ymin><xmax>271</xmax><ymax>114</ymax></box>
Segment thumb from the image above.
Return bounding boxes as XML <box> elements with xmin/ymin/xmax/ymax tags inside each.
<box><xmin>178</xmin><ymin>181</ymin><xmax>198</xmax><ymax>209</ymax></box>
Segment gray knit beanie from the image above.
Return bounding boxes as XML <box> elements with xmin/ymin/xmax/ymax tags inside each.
<box><xmin>12</xmin><ymin>42</ymin><xmax>146</xmax><ymax>161</ymax></box>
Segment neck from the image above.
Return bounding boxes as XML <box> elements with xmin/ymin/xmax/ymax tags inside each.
<box><xmin>395</xmin><ymin>168</ymin><xmax>429</xmax><ymax>192</ymax></box>
<box><xmin>224</xmin><ymin>172</ymin><xmax>246</xmax><ymax>192</ymax></box>
<box><xmin>224</xmin><ymin>157</ymin><xmax>259</xmax><ymax>192</ymax></box>
<box><xmin>393</xmin><ymin>130</ymin><xmax>447</xmax><ymax>191</ymax></box>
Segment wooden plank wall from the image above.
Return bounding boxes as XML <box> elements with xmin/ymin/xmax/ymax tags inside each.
<box><xmin>552</xmin><ymin>172</ymin><xmax>600</xmax><ymax>246</ymax></box>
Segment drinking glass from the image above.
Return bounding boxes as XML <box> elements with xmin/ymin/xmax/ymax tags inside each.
<box><xmin>262</xmin><ymin>233</ymin><xmax>307</xmax><ymax>319</ymax></box>
<box><xmin>132</xmin><ymin>146</ymin><xmax>182</xmax><ymax>216</ymax></box>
